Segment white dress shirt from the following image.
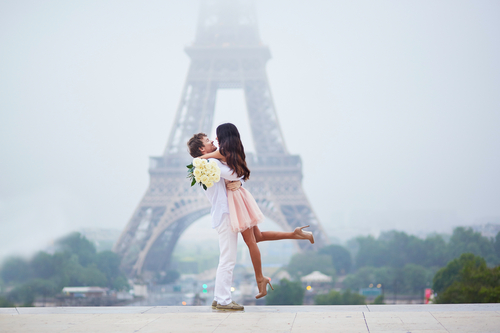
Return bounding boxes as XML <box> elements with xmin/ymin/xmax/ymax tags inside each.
<box><xmin>203</xmin><ymin>158</ymin><xmax>243</xmax><ymax>229</ymax></box>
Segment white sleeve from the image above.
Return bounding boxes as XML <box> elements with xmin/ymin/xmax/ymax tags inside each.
<box><xmin>211</xmin><ymin>159</ymin><xmax>242</xmax><ymax>181</ymax></box>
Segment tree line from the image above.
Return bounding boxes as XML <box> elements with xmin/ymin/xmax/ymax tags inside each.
<box><xmin>269</xmin><ymin>227</ymin><xmax>500</xmax><ymax>305</ymax></box>
<box><xmin>0</xmin><ymin>232</ymin><xmax>129</xmax><ymax>306</ymax></box>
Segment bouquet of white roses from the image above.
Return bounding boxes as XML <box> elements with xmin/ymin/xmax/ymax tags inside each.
<box><xmin>186</xmin><ymin>158</ymin><xmax>221</xmax><ymax>190</ymax></box>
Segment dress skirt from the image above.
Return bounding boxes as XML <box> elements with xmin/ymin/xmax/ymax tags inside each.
<box><xmin>227</xmin><ymin>187</ymin><xmax>264</xmax><ymax>232</ymax></box>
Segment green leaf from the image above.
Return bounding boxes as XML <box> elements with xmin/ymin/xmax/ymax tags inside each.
<box><xmin>202</xmin><ymin>184</ymin><xmax>207</xmax><ymax>190</ymax></box>
<box><xmin>191</xmin><ymin>178</ymin><xmax>196</xmax><ymax>186</ymax></box>
<box><xmin>186</xmin><ymin>164</ymin><xmax>193</xmax><ymax>169</ymax></box>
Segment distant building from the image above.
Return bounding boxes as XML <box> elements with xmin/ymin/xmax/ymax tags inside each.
<box><xmin>57</xmin><ymin>287</ymin><xmax>133</xmax><ymax>306</ymax></box>
<box><xmin>62</xmin><ymin>287</ymin><xmax>108</xmax><ymax>298</ymax></box>
<box><xmin>301</xmin><ymin>271</ymin><xmax>334</xmax><ymax>305</ymax></box>
<box><xmin>301</xmin><ymin>271</ymin><xmax>333</xmax><ymax>284</ymax></box>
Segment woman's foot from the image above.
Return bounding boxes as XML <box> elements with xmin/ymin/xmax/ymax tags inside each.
<box><xmin>255</xmin><ymin>277</ymin><xmax>274</xmax><ymax>299</ymax></box>
<box><xmin>294</xmin><ymin>225</ymin><xmax>315</xmax><ymax>244</ymax></box>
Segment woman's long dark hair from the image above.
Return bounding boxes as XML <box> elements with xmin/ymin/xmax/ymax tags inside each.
<box><xmin>216</xmin><ymin>123</ymin><xmax>250</xmax><ymax>181</ymax></box>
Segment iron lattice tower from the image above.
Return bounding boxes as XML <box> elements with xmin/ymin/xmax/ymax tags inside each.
<box><xmin>113</xmin><ymin>0</ymin><xmax>329</xmax><ymax>276</ymax></box>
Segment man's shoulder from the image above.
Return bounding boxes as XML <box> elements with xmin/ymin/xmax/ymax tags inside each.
<box><xmin>207</xmin><ymin>158</ymin><xmax>224</xmax><ymax>166</ymax></box>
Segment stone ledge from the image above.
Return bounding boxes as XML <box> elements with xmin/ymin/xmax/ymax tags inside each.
<box><xmin>1</xmin><ymin>303</ymin><xmax>499</xmax><ymax>315</ymax></box>
<box><xmin>1</xmin><ymin>304</ymin><xmax>500</xmax><ymax>333</ymax></box>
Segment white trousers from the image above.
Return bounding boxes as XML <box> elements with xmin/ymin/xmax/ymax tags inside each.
<box><xmin>213</xmin><ymin>215</ymin><xmax>238</xmax><ymax>306</ymax></box>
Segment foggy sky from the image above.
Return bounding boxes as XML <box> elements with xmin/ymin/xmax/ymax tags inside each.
<box><xmin>1</xmin><ymin>0</ymin><xmax>499</xmax><ymax>259</ymax></box>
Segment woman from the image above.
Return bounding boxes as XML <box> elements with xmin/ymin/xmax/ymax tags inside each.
<box><xmin>200</xmin><ymin>123</ymin><xmax>314</xmax><ymax>299</ymax></box>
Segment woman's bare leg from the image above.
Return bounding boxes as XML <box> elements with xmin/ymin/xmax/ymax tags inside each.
<box><xmin>253</xmin><ymin>225</ymin><xmax>311</xmax><ymax>242</ymax></box>
<box><xmin>241</xmin><ymin>227</ymin><xmax>264</xmax><ymax>282</ymax></box>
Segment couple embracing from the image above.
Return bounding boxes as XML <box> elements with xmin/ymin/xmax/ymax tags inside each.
<box><xmin>187</xmin><ymin>123</ymin><xmax>314</xmax><ymax>311</ymax></box>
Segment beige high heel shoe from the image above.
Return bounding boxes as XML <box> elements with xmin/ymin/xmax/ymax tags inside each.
<box><xmin>255</xmin><ymin>277</ymin><xmax>274</xmax><ymax>299</ymax></box>
<box><xmin>294</xmin><ymin>225</ymin><xmax>315</xmax><ymax>244</ymax></box>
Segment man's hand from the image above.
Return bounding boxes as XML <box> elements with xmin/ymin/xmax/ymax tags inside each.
<box><xmin>226</xmin><ymin>180</ymin><xmax>241</xmax><ymax>191</ymax></box>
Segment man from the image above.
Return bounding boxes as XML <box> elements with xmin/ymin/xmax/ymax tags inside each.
<box><xmin>187</xmin><ymin>133</ymin><xmax>244</xmax><ymax>311</ymax></box>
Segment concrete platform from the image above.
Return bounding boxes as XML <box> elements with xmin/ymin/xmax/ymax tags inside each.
<box><xmin>1</xmin><ymin>304</ymin><xmax>499</xmax><ymax>332</ymax></box>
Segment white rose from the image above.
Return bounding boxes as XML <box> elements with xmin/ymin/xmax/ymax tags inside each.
<box><xmin>193</xmin><ymin>158</ymin><xmax>202</xmax><ymax>167</ymax></box>
<box><xmin>200</xmin><ymin>175</ymin><xmax>209</xmax><ymax>184</ymax></box>
<box><xmin>206</xmin><ymin>181</ymin><xmax>214</xmax><ymax>188</ymax></box>
<box><xmin>213</xmin><ymin>174</ymin><xmax>220</xmax><ymax>182</ymax></box>
<box><xmin>193</xmin><ymin>169</ymin><xmax>202</xmax><ymax>177</ymax></box>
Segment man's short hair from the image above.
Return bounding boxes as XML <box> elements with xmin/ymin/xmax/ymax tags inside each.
<box><xmin>187</xmin><ymin>133</ymin><xmax>207</xmax><ymax>157</ymax></box>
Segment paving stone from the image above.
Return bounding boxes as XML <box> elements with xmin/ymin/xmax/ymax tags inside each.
<box><xmin>434</xmin><ymin>315</ymin><xmax>500</xmax><ymax>333</ymax></box>
<box><xmin>432</xmin><ymin>310</ymin><xmax>500</xmax><ymax>318</ymax></box>
<box><xmin>138</xmin><ymin>313</ymin><xmax>228</xmax><ymax>333</ymax></box>
<box><xmin>214</xmin><ymin>312</ymin><xmax>296</xmax><ymax>332</ymax></box>
<box><xmin>16</xmin><ymin>306</ymin><xmax>154</xmax><ymax>314</ymax></box>
<box><xmin>0</xmin><ymin>308</ymin><xmax>18</xmax><ymax>315</ymax></box>
<box><xmin>369</xmin><ymin>331</ymin><xmax>448</xmax><ymax>333</ymax></box>
<box><xmin>292</xmin><ymin>312</ymin><xmax>368</xmax><ymax>332</ymax></box>
<box><xmin>1</xmin><ymin>304</ymin><xmax>500</xmax><ymax>332</ymax></box>
<box><xmin>368</xmin><ymin>303</ymin><xmax>500</xmax><ymax>312</ymax></box>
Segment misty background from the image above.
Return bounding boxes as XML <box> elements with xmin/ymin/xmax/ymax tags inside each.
<box><xmin>1</xmin><ymin>0</ymin><xmax>499</xmax><ymax>260</ymax></box>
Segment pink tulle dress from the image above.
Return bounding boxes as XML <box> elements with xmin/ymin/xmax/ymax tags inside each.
<box><xmin>226</xmin><ymin>179</ymin><xmax>264</xmax><ymax>232</ymax></box>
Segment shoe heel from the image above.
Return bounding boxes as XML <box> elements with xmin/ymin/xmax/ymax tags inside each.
<box><xmin>269</xmin><ymin>281</ymin><xmax>274</xmax><ymax>291</ymax></box>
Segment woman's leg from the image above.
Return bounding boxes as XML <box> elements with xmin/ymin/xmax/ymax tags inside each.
<box><xmin>241</xmin><ymin>227</ymin><xmax>264</xmax><ymax>282</ymax></box>
<box><xmin>253</xmin><ymin>225</ymin><xmax>313</xmax><ymax>243</ymax></box>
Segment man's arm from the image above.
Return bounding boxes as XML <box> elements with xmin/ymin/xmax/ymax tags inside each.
<box><xmin>210</xmin><ymin>159</ymin><xmax>243</xmax><ymax>191</ymax></box>
<box><xmin>200</xmin><ymin>150</ymin><xmax>224</xmax><ymax>160</ymax></box>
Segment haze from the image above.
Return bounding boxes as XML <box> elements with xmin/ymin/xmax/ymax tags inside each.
<box><xmin>1</xmin><ymin>0</ymin><xmax>499</xmax><ymax>259</ymax></box>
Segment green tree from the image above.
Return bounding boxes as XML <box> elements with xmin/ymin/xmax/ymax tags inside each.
<box><xmin>56</xmin><ymin>232</ymin><xmax>96</xmax><ymax>266</ymax></box>
<box><xmin>63</xmin><ymin>258</ymin><xmax>108</xmax><ymax>287</ymax></box>
<box><xmin>6</xmin><ymin>278</ymin><xmax>57</xmax><ymax>306</ymax></box>
<box><xmin>447</xmin><ymin>228</ymin><xmax>497</xmax><ymax>265</ymax></box>
<box><xmin>31</xmin><ymin>252</ymin><xmax>56</xmax><ymax>279</ymax></box>
<box><xmin>382</xmin><ymin>231</ymin><xmax>422</xmax><ymax>267</ymax></box>
<box><xmin>94</xmin><ymin>251</ymin><xmax>127</xmax><ymax>289</ymax></box>
<box><xmin>0</xmin><ymin>231</ymin><xmax>130</xmax><ymax>306</ymax></box>
<box><xmin>318</xmin><ymin>245</ymin><xmax>352</xmax><ymax>274</ymax></box>
<box><xmin>434</xmin><ymin>253</ymin><xmax>500</xmax><ymax>303</ymax></box>
<box><xmin>422</xmin><ymin>235</ymin><xmax>449</xmax><ymax>268</ymax></box>
<box><xmin>0</xmin><ymin>296</ymin><xmax>14</xmax><ymax>307</ymax></box>
<box><xmin>343</xmin><ymin>266</ymin><xmax>396</xmax><ymax>292</ymax></box>
<box><xmin>402</xmin><ymin>264</ymin><xmax>428</xmax><ymax>294</ymax></box>
<box><xmin>354</xmin><ymin>236</ymin><xmax>388</xmax><ymax>268</ymax></box>
<box><xmin>266</xmin><ymin>279</ymin><xmax>304</xmax><ymax>305</ymax></box>
<box><xmin>351</xmin><ymin>228</ymin><xmax>499</xmax><ymax>270</ymax></box>
<box><xmin>433</xmin><ymin>253</ymin><xmax>485</xmax><ymax>294</ymax></box>
<box><xmin>112</xmin><ymin>276</ymin><xmax>130</xmax><ymax>291</ymax></box>
<box><xmin>315</xmin><ymin>289</ymin><xmax>366</xmax><ymax>305</ymax></box>
<box><xmin>287</xmin><ymin>252</ymin><xmax>335</xmax><ymax>279</ymax></box>
<box><xmin>373</xmin><ymin>294</ymin><xmax>384</xmax><ymax>304</ymax></box>
<box><xmin>0</xmin><ymin>257</ymin><xmax>32</xmax><ymax>284</ymax></box>
<box><xmin>373</xmin><ymin>266</ymin><xmax>396</xmax><ymax>292</ymax></box>
<box><xmin>343</xmin><ymin>266</ymin><xmax>376</xmax><ymax>291</ymax></box>
<box><xmin>493</xmin><ymin>232</ymin><xmax>500</xmax><ymax>260</ymax></box>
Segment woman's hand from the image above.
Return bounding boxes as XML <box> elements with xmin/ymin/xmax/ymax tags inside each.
<box><xmin>226</xmin><ymin>180</ymin><xmax>241</xmax><ymax>191</ymax></box>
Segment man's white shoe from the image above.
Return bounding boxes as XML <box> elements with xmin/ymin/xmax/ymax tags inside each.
<box><xmin>211</xmin><ymin>300</ymin><xmax>217</xmax><ymax>308</ymax></box>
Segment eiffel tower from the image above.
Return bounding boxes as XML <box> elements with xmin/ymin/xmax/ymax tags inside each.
<box><xmin>113</xmin><ymin>0</ymin><xmax>329</xmax><ymax>277</ymax></box>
